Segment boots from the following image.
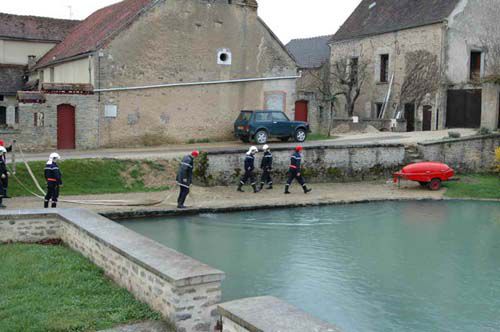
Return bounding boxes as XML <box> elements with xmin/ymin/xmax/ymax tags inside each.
<box><xmin>259</xmin><ymin>183</ymin><xmax>264</xmax><ymax>191</ymax></box>
<box><xmin>303</xmin><ymin>186</ymin><xmax>312</xmax><ymax>194</ymax></box>
<box><xmin>252</xmin><ymin>184</ymin><xmax>260</xmax><ymax>193</ymax></box>
<box><xmin>44</xmin><ymin>200</ymin><xmax>49</xmax><ymax>208</ymax></box>
<box><xmin>51</xmin><ymin>202</ymin><xmax>57</xmax><ymax>208</ymax></box>
<box><xmin>284</xmin><ymin>185</ymin><xmax>291</xmax><ymax>194</ymax></box>
<box><xmin>237</xmin><ymin>184</ymin><xmax>244</xmax><ymax>192</ymax></box>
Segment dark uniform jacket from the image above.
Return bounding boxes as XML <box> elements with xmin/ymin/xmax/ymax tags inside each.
<box><xmin>45</xmin><ymin>162</ymin><xmax>63</xmax><ymax>185</ymax></box>
<box><xmin>176</xmin><ymin>155</ymin><xmax>194</xmax><ymax>188</ymax></box>
<box><xmin>260</xmin><ymin>151</ymin><xmax>273</xmax><ymax>170</ymax></box>
<box><xmin>0</xmin><ymin>159</ymin><xmax>7</xmax><ymax>177</ymax></box>
<box><xmin>244</xmin><ymin>154</ymin><xmax>255</xmax><ymax>172</ymax></box>
<box><xmin>289</xmin><ymin>152</ymin><xmax>302</xmax><ymax>172</ymax></box>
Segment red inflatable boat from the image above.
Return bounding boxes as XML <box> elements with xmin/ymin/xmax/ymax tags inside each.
<box><xmin>393</xmin><ymin>162</ymin><xmax>455</xmax><ymax>190</ymax></box>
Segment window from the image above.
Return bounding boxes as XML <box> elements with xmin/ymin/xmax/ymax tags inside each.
<box><xmin>237</xmin><ymin>111</ymin><xmax>252</xmax><ymax>122</ymax></box>
<box><xmin>50</xmin><ymin>67</ymin><xmax>55</xmax><ymax>83</ymax></box>
<box><xmin>34</xmin><ymin>112</ymin><xmax>44</xmax><ymax>127</ymax></box>
<box><xmin>217</xmin><ymin>48</ymin><xmax>232</xmax><ymax>65</ymax></box>
<box><xmin>272</xmin><ymin>112</ymin><xmax>289</xmax><ymax>122</ymax></box>
<box><xmin>470</xmin><ymin>51</ymin><xmax>482</xmax><ymax>81</ymax></box>
<box><xmin>350</xmin><ymin>57</ymin><xmax>359</xmax><ymax>84</ymax></box>
<box><xmin>380</xmin><ymin>54</ymin><xmax>389</xmax><ymax>83</ymax></box>
<box><xmin>0</xmin><ymin>107</ymin><xmax>6</xmax><ymax>126</ymax></box>
<box><xmin>375</xmin><ymin>103</ymin><xmax>384</xmax><ymax>118</ymax></box>
<box><xmin>15</xmin><ymin>107</ymin><xmax>19</xmax><ymax>124</ymax></box>
<box><xmin>0</xmin><ymin>95</ymin><xmax>4</xmax><ymax>101</ymax></box>
<box><xmin>255</xmin><ymin>112</ymin><xmax>272</xmax><ymax>122</ymax></box>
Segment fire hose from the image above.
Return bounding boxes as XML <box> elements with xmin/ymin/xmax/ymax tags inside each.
<box><xmin>8</xmin><ymin>144</ymin><xmax>189</xmax><ymax>207</ymax></box>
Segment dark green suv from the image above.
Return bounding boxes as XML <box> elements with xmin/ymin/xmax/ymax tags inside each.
<box><xmin>234</xmin><ymin>110</ymin><xmax>310</xmax><ymax>144</ymax></box>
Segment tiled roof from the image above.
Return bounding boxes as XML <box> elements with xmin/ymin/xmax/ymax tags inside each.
<box><xmin>35</xmin><ymin>0</ymin><xmax>157</xmax><ymax>69</ymax></box>
<box><xmin>0</xmin><ymin>13</ymin><xmax>79</xmax><ymax>42</ymax></box>
<box><xmin>0</xmin><ymin>65</ymin><xmax>26</xmax><ymax>95</ymax></box>
<box><xmin>286</xmin><ymin>35</ymin><xmax>332</xmax><ymax>69</ymax></box>
<box><xmin>331</xmin><ymin>0</ymin><xmax>460</xmax><ymax>42</ymax></box>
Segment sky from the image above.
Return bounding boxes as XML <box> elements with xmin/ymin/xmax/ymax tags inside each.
<box><xmin>0</xmin><ymin>0</ymin><xmax>361</xmax><ymax>44</ymax></box>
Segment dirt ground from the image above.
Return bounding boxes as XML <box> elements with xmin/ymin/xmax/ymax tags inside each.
<box><xmin>6</xmin><ymin>180</ymin><xmax>446</xmax><ymax>214</ymax></box>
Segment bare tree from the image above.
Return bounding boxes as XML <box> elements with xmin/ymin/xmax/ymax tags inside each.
<box><xmin>330</xmin><ymin>57</ymin><xmax>369</xmax><ymax>117</ymax></box>
<box><xmin>398</xmin><ymin>50</ymin><xmax>440</xmax><ymax>115</ymax></box>
<box><xmin>308</xmin><ymin>64</ymin><xmax>338</xmax><ymax>136</ymax></box>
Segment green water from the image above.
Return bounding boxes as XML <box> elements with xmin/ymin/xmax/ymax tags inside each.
<box><xmin>121</xmin><ymin>201</ymin><xmax>500</xmax><ymax>332</ymax></box>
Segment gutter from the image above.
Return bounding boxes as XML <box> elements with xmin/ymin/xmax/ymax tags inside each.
<box><xmin>94</xmin><ymin>73</ymin><xmax>302</xmax><ymax>93</ymax></box>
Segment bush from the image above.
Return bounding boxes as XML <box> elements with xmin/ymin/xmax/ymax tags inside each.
<box><xmin>448</xmin><ymin>131</ymin><xmax>461</xmax><ymax>139</ymax></box>
<box><xmin>496</xmin><ymin>147</ymin><xmax>500</xmax><ymax>173</ymax></box>
<box><xmin>477</xmin><ymin>127</ymin><xmax>492</xmax><ymax>136</ymax></box>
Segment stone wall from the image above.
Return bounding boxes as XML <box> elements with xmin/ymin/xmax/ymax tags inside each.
<box><xmin>218</xmin><ymin>296</ymin><xmax>340</xmax><ymax>332</ymax></box>
<box><xmin>196</xmin><ymin>143</ymin><xmax>406</xmax><ymax>186</ymax></box>
<box><xmin>6</xmin><ymin>94</ymin><xmax>99</xmax><ymax>150</ymax></box>
<box><xmin>329</xmin><ymin>23</ymin><xmax>444</xmax><ymax>129</ymax></box>
<box><xmin>0</xmin><ymin>209</ymin><xmax>225</xmax><ymax>332</ymax></box>
<box><xmin>418</xmin><ymin>134</ymin><xmax>500</xmax><ymax>172</ymax></box>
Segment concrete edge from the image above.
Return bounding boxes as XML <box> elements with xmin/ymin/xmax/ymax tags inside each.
<box><xmin>0</xmin><ymin>208</ymin><xmax>225</xmax><ymax>287</ymax></box>
<box><xmin>417</xmin><ymin>133</ymin><xmax>500</xmax><ymax>146</ymax></box>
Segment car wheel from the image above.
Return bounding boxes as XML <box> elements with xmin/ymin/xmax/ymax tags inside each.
<box><xmin>240</xmin><ymin>136</ymin><xmax>250</xmax><ymax>143</ymax></box>
<box><xmin>295</xmin><ymin>128</ymin><xmax>307</xmax><ymax>142</ymax></box>
<box><xmin>255</xmin><ymin>130</ymin><xmax>268</xmax><ymax>144</ymax></box>
<box><xmin>427</xmin><ymin>178</ymin><xmax>442</xmax><ymax>191</ymax></box>
<box><xmin>279</xmin><ymin>137</ymin><xmax>290</xmax><ymax>142</ymax></box>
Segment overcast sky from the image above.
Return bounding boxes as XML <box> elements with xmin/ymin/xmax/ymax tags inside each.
<box><xmin>1</xmin><ymin>0</ymin><xmax>361</xmax><ymax>44</ymax></box>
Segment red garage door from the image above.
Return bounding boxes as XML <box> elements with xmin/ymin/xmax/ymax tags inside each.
<box><xmin>57</xmin><ymin>104</ymin><xmax>76</xmax><ymax>149</ymax></box>
<box><xmin>295</xmin><ymin>100</ymin><xmax>308</xmax><ymax>122</ymax></box>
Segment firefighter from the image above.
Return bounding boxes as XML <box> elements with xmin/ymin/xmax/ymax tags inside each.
<box><xmin>44</xmin><ymin>153</ymin><xmax>62</xmax><ymax>208</ymax></box>
<box><xmin>176</xmin><ymin>150</ymin><xmax>199</xmax><ymax>209</ymax></box>
<box><xmin>259</xmin><ymin>144</ymin><xmax>273</xmax><ymax>190</ymax></box>
<box><xmin>237</xmin><ymin>146</ymin><xmax>259</xmax><ymax>193</ymax></box>
<box><xmin>0</xmin><ymin>140</ymin><xmax>13</xmax><ymax>198</ymax></box>
<box><xmin>284</xmin><ymin>146</ymin><xmax>312</xmax><ymax>194</ymax></box>
<box><xmin>0</xmin><ymin>147</ymin><xmax>8</xmax><ymax>208</ymax></box>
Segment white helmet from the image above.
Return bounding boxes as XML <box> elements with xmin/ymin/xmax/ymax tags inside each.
<box><xmin>0</xmin><ymin>147</ymin><xmax>6</xmax><ymax>154</ymax></box>
<box><xmin>49</xmin><ymin>152</ymin><xmax>61</xmax><ymax>161</ymax></box>
<box><xmin>249</xmin><ymin>146</ymin><xmax>258</xmax><ymax>153</ymax></box>
<box><xmin>262</xmin><ymin>144</ymin><xmax>270</xmax><ymax>151</ymax></box>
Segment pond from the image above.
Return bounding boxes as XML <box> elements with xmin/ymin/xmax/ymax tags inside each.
<box><xmin>121</xmin><ymin>201</ymin><xmax>500</xmax><ymax>332</ymax></box>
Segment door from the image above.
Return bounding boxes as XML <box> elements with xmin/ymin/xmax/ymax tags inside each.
<box><xmin>423</xmin><ymin>106</ymin><xmax>432</xmax><ymax>131</ymax></box>
<box><xmin>295</xmin><ymin>100</ymin><xmax>308</xmax><ymax>122</ymax></box>
<box><xmin>271</xmin><ymin>111</ymin><xmax>291</xmax><ymax>136</ymax></box>
<box><xmin>57</xmin><ymin>104</ymin><xmax>76</xmax><ymax>149</ymax></box>
<box><xmin>404</xmin><ymin>103</ymin><xmax>415</xmax><ymax>132</ymax></box>
<box><xmin>446</xmin><ymin>89</ymin><xmax>482</xmax><ymax>128</ymax></box>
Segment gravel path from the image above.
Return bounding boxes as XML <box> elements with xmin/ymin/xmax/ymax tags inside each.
<box><xmin>6</xmin><ymin>181</ymin><xmax>445</xmax><ymax>214</ymax></box>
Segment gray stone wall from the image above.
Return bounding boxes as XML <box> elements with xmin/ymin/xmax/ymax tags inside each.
<box><xmin>418</xmin><ymin>134</ymin><xmax>500</xmax><ymax>172</ymax></box>
<box><xmin>0</xmin><ymin>215</ymin><xmax>61</xmax><ymax>243</ymax></box>
<box><xmin>197</xmin><ymin>143</ymin><xmax>406</xmax><ymax>186</ymax></box>
<box><xmin>96</xmin><ymin>0</ymin><xmax>297</xmax><ymax>146</ymax></box>
<box><xmin>0</xmin><ymin>209</ymin><xmax>224</xmax><ymax>332</ymax></box>
<box><xmin>8</xmin><ymin>94</ymin><xmax>99</xmax><ymax>150</ymax></box>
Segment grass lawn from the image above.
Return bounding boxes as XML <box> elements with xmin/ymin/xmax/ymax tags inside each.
<box><xmin>0</xmin><ymin>243</ymin><xmax>164</xmax><ymax>332</ymax></box>
<box><xmin>444</xmin><ymin>173</ymin><xmax>500</xmax><ymax>199</ymax></box>
<box><xmin>8</xmin><ymin>159</ymin><xmax>172</xmax><ymax>198</ymax></box>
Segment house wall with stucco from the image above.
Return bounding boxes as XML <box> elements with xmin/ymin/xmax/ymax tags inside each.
<box><xmin>95</xmin><ymin>0</ymin><xmax>296</xmax><ymax>146</ymax></box>
<box><xmin>329</xmin><ymin>23</ymin><xmax>445</xmax><ymax>131</ymax></box>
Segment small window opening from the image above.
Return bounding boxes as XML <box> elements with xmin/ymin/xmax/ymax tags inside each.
<box><xmin>380</xmin><ymin>54</ymin><xmax>389</xmax><ymax>83</ymax></box>
<box><xmin>15</xmin><ymin>107</ymin><xmax>19</xmax><ymax>124</ymax></box>
<box><xmin>0</xmin><ymin>95</ymin><xmax>4</xmax><ymax>101</ymax></box>
<box><xmin>217</xmin><ymin>48</ymin><xmax>232</xmax><ymax>65</ymax></box>
<box><xmin>350</xmin><ymin>57</ymin><xmax>359</xmax><ymax>84</ymax></box>
<box><xmin>375</xmin><ymin>103</ymin><xmax>384</xmax><ymax>118</ymax></box>
<box><xmin>219</xmin><ymin>53</ymin><xmax>228</xmax><ymax>62</ymax></box>
<box><xmin>0</xmin><ymin>107</ymin><xmax>6</xmax><ymax>127</ymax></box>
<box><xmin>34</xmin><ymin>112</ymin><xmax>44</xmax><ymax>127</ymax></box>
<box><xmin>470</xmin><ymin>51</ymin><xmax>482</xmax><ymax>81</ymax></box>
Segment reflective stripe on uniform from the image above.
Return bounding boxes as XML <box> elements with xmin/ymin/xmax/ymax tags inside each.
<box><xmin>176</xmin><ymin>182</ymin><xmax>190</xmax><ymax>188</ymax></box>
<box><xmin>181</xmin><ymin>162</ymin><xmax>193</xmax><ymax>168</ymax></box>
<box><xmin>289</xmin><ymin>165</ymin><xmax>297</xmax><ymax>169</ymax></box>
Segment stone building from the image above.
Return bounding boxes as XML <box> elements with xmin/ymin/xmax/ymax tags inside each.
<box><xmin>330</xmin><ymin>0</ymin><xmax>500</xmax><ymax>132</ymax></box>
<box><xmin>0</xmin><ymin>13</ymin><xmax>78</xmax><ymax>134</ymax></box>
<box><xmin>12</xmin><ymin>0</ymin><xmax>297</xmax><ymax>149</ymax></box>
<box><xmin>286</xmin><ymin>35</ymin><xmax>332</xmax><ymax>134</ymax></box>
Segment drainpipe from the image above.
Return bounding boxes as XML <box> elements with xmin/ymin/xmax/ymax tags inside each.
<box><xmin>94</xmin><ymin>73</ymin><xmax>302</xmax><ymax>93</ymax></box>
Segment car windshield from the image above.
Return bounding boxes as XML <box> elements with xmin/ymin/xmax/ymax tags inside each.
<box><xmin>255</xmin><ymin>112</ymin><xmax>272</xmax><ymax>122</ymax></box>
<box><xmin>237</xmin><ymin>112</ymin><xmax>252</xmax><ymax>122</ymax></box>
<box><xmin>272</xmin><ymin>112</ymin><xmax>289</xmax><ymax>122</ymax></box>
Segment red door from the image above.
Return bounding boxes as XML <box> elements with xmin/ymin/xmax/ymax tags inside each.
<box><xmin>295</xmin><ymin>100</ymin><xmax>308</xmax><ymax>122</ymax></box>
<box><xmin>57</xmin><ymin>104</ymin><xmax>76</xmax><ymax>149</ymax></box>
